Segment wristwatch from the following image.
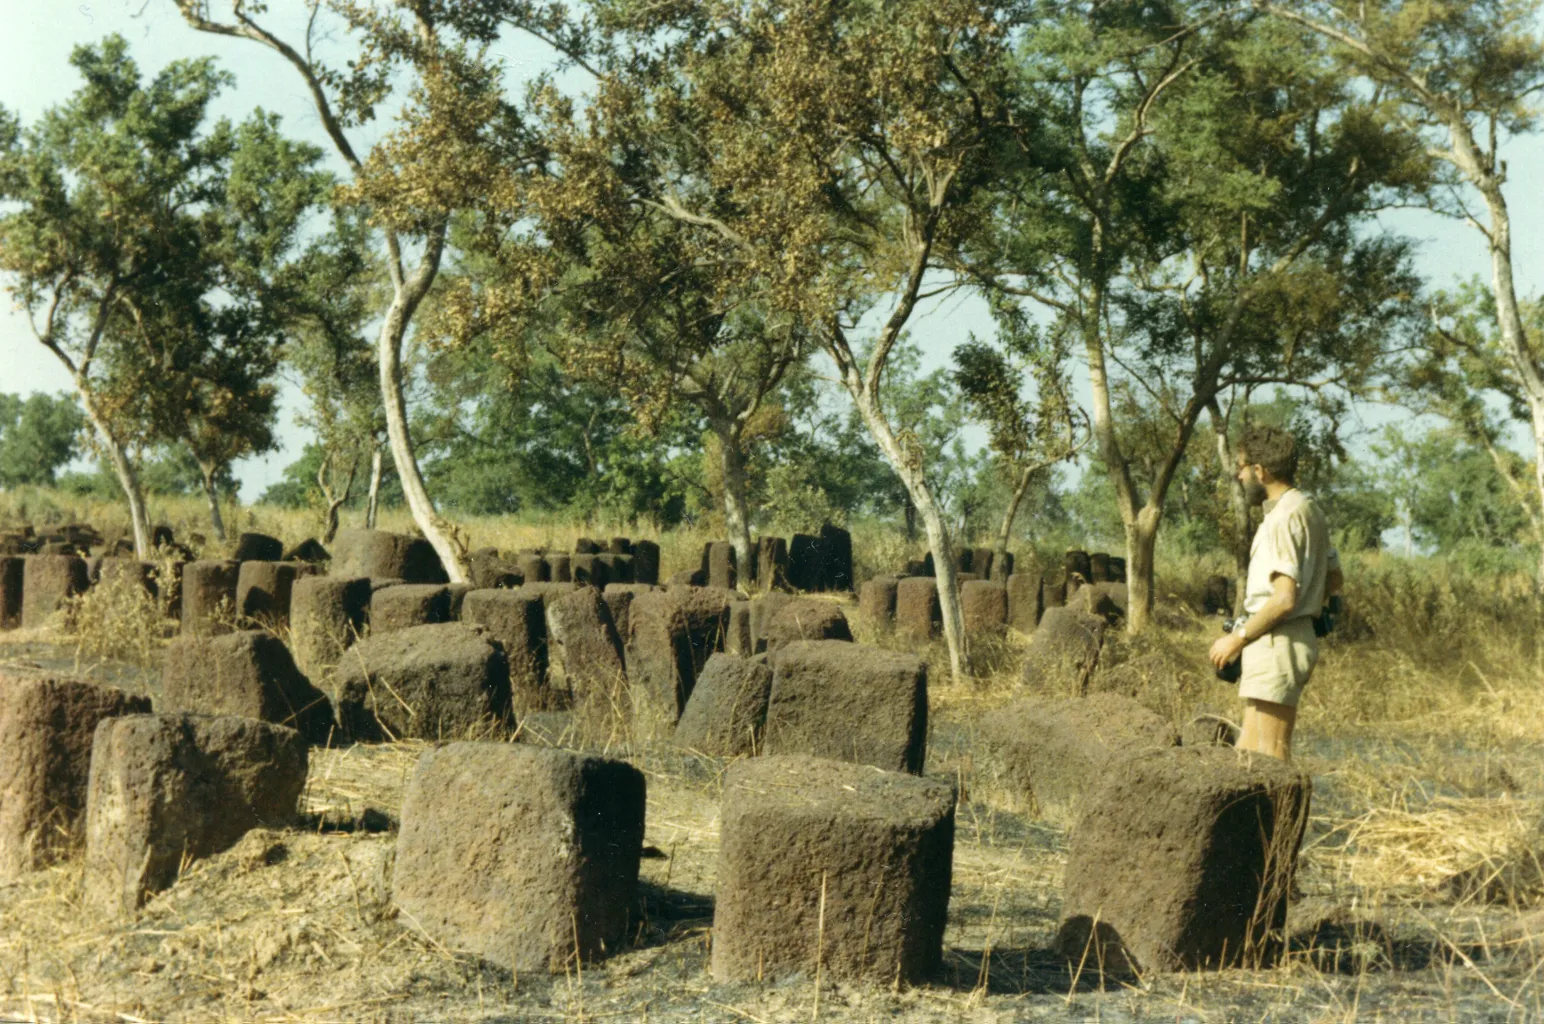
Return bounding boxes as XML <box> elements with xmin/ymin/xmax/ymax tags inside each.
<box><xmin>1233</xmin><ymin>620</ymin><xmax>1248</xmax><ymax>640</ymax></box>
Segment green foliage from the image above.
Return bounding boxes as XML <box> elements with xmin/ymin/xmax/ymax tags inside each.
<box><xmin>0</xmin><ymin>392</ymin><xmax>85</xmax><ymax>487</ymax></box>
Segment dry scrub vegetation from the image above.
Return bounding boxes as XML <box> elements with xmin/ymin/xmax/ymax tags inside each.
<box><xmin>3</xmin><ymin>491</ymin><xmax>1544</xmax><ymax>1022</ymax></box>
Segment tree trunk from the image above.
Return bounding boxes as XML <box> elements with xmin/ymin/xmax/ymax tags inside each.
<box><xmin>713</xmin><ymin>421</ymin><xmax>755</xmax><ymax>588</ymax></box>
<box><xmin>1208</xmin><ymin>402</ymin><xmax>1250</xmax><ymax>613</ymax></box>
<box><xmin>366</xmin><ymin>445</ymin><xmax>384</xmax><ymax>529</ymax></box>
<box><xmin>316</xmin><ymin>450</ymin><xmax>354</xmax><ymax>546</ymax></box>
<box><xmin>198</xmin><ymin>462</ymin><xmax>227</xmax><ymax>543</ymax></box>
<box><xmin>378</xmin><ymin>285</ymin><xmax>468</xmax><ymax>583</ymax></box>
<box><xmin>849</xmin><ymin>391</ymin><xmax>969</xmax><ymax>681</ymax></box>
<box><xmin>1124</xmin><ymin>507</ymin><xmax>1161</xmax><ymax>633</ymax></box>
<box><xmin>903</xmin><ymin>494</ymin><xmax>918</xmax><ymax>543</ymax></box>
<box><xmin>995</xmin><ymin>462</ymin><xmax>1037</xmax><ymax>571</ymax></box>
<box><xmin>79</xmin><ymin>392</ymin><xmax>152</xmax><ymax>559</ymax></box>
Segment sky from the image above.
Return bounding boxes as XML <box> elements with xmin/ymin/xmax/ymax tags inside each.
<box><xmin>1</xmin><ymin>1</ymin><xmax>1541</xmax><ymax>502</ymax></box>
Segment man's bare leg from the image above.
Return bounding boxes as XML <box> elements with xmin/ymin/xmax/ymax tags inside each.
<box><xmin>1237</xmin><ymin>699</ymin><xmax>1298</xmax><ymax>762</ymax></box>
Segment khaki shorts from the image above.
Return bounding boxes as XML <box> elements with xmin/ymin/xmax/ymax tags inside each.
<box><xmin>1239</xmin><ymin>616</ymin><xmax>1319</xmax><ymax>708</ymax></box>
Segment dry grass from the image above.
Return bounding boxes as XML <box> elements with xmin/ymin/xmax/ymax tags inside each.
<box><xmin>3</xmin><ymin>493</ymin><xmax>1544</xmax><ymax>1020</ymax></box>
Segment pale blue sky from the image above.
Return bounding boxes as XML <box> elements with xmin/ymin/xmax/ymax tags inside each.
<box><xmin>1</xmin><ymin>1</ymin><xmax>1540</xmax><ymax>500</ymax></box>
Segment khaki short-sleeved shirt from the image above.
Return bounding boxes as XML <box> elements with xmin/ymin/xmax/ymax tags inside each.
<box><xmin>1243</xmin><ymin>489</ymin><xmax>1332</xmax><ymax>622</ymax></box>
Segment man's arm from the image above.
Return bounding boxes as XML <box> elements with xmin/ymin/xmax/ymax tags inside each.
<box><xmin>1209</xmin><ymin>573</ymin><xmax>1298</xmax><ymax>669</ymax></box>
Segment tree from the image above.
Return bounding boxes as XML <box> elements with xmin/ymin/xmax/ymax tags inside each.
<box><xmin>1262</xmin><ymin>0</ymin><xmax>1544</xmax><ymax>583</ymax></box>
<box><xmin>493</xmin><ymin>0</ymin><xmax>1026</xmax><ymax>679</ymax></box>
<box><xmin>0</xmin><ymin>392</ymin><xmax>85</xmax><ymax>488</ymax></box>
<box><xmin>968</xmin><ymin>2</ymin><xmax>1425</xmax><ymax>629</ymax></box>
<box><xmin>176</xmin><ymin>2</ymin><xmax>551</xmax><ymax>581</ymax></box>
<box><xmin>0</xmin><ymin>37</ymin><xmax>321</xmax><ymax>556</ymax></box>
<box><xmin>954</xmin><ymin>304</ymin><xmax>1086</xmax><ymax>568</ymax></box>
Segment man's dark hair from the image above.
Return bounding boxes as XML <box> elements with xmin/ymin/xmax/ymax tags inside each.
<box><xmin>1238</xmin><ymin>425</ymin><xmax>1298</xmax><ymax>483</ymax></box>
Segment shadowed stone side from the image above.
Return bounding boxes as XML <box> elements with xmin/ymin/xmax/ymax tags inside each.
<box><xmin>236</xmin><ymin>561</ymin><xmax>315</xmax><ymax>627</ymax></box>
<box><xmin>0</xmin><ymin>674</ymin><xmax>150</xmax><ymax>879</ymax></box>
<box><xmin>0</xmin><ymin>556</ymin><xmax>23</xmax><ymax>628</ymax></box>
<box><xmin>895</xmin><ymin>577</ymin><xmax>940</xmax><ymax>640</ymax></box>
<box><xmin>370</xmin><ymin>584</ymin><xmax>455</xmax><ymax>634</ymax></box>
<box><xmin>83</xmin><ymin>714</ymin><xmax>307</xmax><ymax>917</ymax></box>
<box><xmin>161</xmin><ymin>631</ymin><xmax>335</xmax><ymax>745</ymax></box>
<box><xmin>713</xmin><ymin>755</ymin><xmax>955</xmax><ymax>985</ymax></box>
<box><xmin>859</xmin><ymin>577</ymin><xmax>899</xmax><ymax>632</ymax></box>
<box><xmin>1006</xmin><ymin>573</ymin><xmax>1042</xmax><ymax>634</ymax></box>
<box><xmin>180</xmin><ymin>560</ymin><xmax>239</xmax><ymax>636</ymax></box>
<box><xmin>548</xmin><ymin>588</ymin><xmax>627</xmax><ymax>709</ymax></box>
<box><xmin>760</xmin><ymin>598</ymin><xmax>853</xmax><ymax>654</ymax></box>
<box><xmin>394</xmin><ymin>743</ymin><xmax>645</xmax><ymax>972</ymax></box>
<box><xmin>674</xmin><ymin>653</ymin><xmax>772</xmax><ymax>756</ymax></box>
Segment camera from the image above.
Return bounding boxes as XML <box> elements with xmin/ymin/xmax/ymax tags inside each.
<box><xmin>1312</xmin><ymin>595</ymin><xmax>1344</xmax><ymax>637</ymax></box>
<box><xmin>1216</xmin><ymin>618</ymin><xmax>1241</xmax><ymax>683</ymax></box>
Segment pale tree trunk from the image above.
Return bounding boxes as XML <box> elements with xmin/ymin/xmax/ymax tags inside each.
<box><xmin>1208</xmin><ymin>401</ymin><xmax>1250</xmax><ymax>614</ymax></box>
<box><xmin>1083</xmin><ymin>323</ymin><xmax>1153</xmax><ymax>631</ymax></box>
<box><xmin>366</xmin><ymin>444</ymin><xmax>384</xmax><ymax>529</ymax></box>
<box><xmin>316</xmin><ymin>451</ymin><xmax>355</xmax><ymax>546</ymax></box>
<box><xmin>175</xmin><ymin>5</ymin><xmax>466</xmax><ymax>581</ymax></box>
<box><xmin>994</xmin><ymin>462</ymin><xmax>1038</xmax><ymax>570</ymax></box>
<box><xmin>377</xmin><ymin>240</ymin><xmax>468</xmax><ymax>583</ymax></box>
<box><xmin>1127</xmin><ymin>510</ymin><xmax>1160</xmax><ymax>628</ymax></box>
<box><xmin>83</xmin><ymin>398</ymin><xmax>151</xmax><ymax>560</ymax></box>
<box><xmin>197</xmin><ymin>461</ymin><xmax>227</xmax><ymax>543</ymax></box>
<box><xmin>712</xmin><ymin>421</ymin><xmax>755</xmax><ymax>587</ymax></box>
<box><xmin>849</xmin><ymin>388</ymin><xmax>969</xmax><ymax>679</ymax></box>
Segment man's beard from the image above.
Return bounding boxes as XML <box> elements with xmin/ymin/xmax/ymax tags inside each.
<box><xmin>1243</xmin><ymin>479</ymin><xmax>1268</xmax><ymax>506</ymax></box>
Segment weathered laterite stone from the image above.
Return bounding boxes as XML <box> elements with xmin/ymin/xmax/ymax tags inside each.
<box><xmin>22</xmin><ymin>554</ymin><xmax>90</xmax><ymax>629</ymax></box>
<box><xmin>766</xmin><ymin>641</ymin><xmax>927</xmax><ymax>774</ymax></box>
<box><xmin>1041</xmin><ymin>576</ymin><xmax>1066</xmax><ymax>611</ymax></box>
<box><xmin>990</xmin><ymin>550</ymin><xmax>1015</xmax><ymax>583</ymax></box>
<box><xmin>461</xmin><ymin>588</ymin><xmax>552</xmax><ymax>712</ymax></box>
<box><xmin>674</xmin><ymin>653</ymin><xmax>772</xmax><ymax>756</ymax></box>
<box><xmin>572</xmin><ymin>553</ymin><xmax>609</xmax><ymax>588</ymax></box>
<box><xmin>631</xmin><ymin>539</ymin><xmax>661</xmax><ymax>586</ymax></box>
<box><xmin>469</xmin><ymin>547</ymin><xmax>521</xmax><ymax>590</ymax></box>
<box><xmin>0</xmin><ymin>556</ymin><xmax>23</xmax><ymax>629</ymax></box>
<box><xmin>1006</xmin><ymin>573</ymin><xmax>1042</xmax><ymax>633</ymax></box>
<box><xmin>895</xmin><ymin>576</ymin><xmax>940</xmax><ymax>640</ymax></box>
<box><xmin>548</xmin><ymin>588</ymin><xmax>627</xmax><ymax>708</ymax></box>
<box><xmin>546</xmin><ymin>553</ymin><xmax>573</xmax><ymax>583</ymax></box>
<box><xmin>283</xmin><ymin>538</ymin><xmax>330</xmax><ymax>564</ymax></box>
<box><xmin>231</xmin><ymin>532</ymin><xmax>283</xmax><ymax>563</ymax></box>
<box><xmin>602</xmin><ymin>583</ymin><xmax>655</xmax><ymax>647</ymax></box>
<box><xmin>819</xmin><ymin>523</ymin><xmax>854</xmax><ymax>592</ymax></box>
<box><xmin>961</xmin><ymin>580</ymin><xmax>1008</xmax><ymax>635</ymax></box>
<box><xmin>749</xmin><ymin>591</ymin><xmax>793</xmax><ymax>654</ymax></box>
<box><xmin>574</xmin><ymin>537</ymin><xmax>599</xmax><ymax>555</ymax></box>
<box><xmin>161</xmin><ymin>631</ymin><xmax>335</xmax><ymax>745</ymax></box>
<box><xmin>708</xmin><ymin>541</ymin><xmax>737</xmax><ymax>591</ymax></box>
<box><xmin>713</xmin><ymin>755</ymin><xmax>955</xmax><ymax>985</ymax></box>
<box><xmin>978</xmin><ymin>693</ymin><xmax>1178</xmax><ymax>821</ymax></box>
<box><xmin>725</xmin><ymin>601</ymin><xmax>753</xmax><ymax>656</ymax></box>
<box><xmin>181</xmin><ymin>559</ymin><xmax>240</xmax><ymax>636</ymax></box>
<box><xmin>331</xmin><ymin>528</ymin><xmax>447</xmax><ymax>584</ymax></box>
<box><xmin>0</xmin><ymin>674</ymin><xmax>149</xmax><ymax>879</ymax></box>
<box><xmin>1109</xmin><ymin>556</ymin><xmax>1127</xmax><ymax>582</ymax></box>
<box><xmin>95</xmin><ymin>557</ymin><xmax>157</xmax><ymax>597</ymax></box>
<box><xmin>1057</xmin><ymin>746</ymin><xmax>1311</xmax><ymax>973</ymax></box>
<box><xmin>370</xmin><ymin>583</ymin><xmax>455</xmax><ymax>634</ymax></box>
<box><xmin>518</xmin><ymin>553</ymin><xmax>550</xmax><ymax>584</ymax></box>
<box><xmin>760</xmin><ymin>598</ymin><xmax>853</xmax><ymax>654</ymax></box>
<box><xmin>971</xmin><ymin>547</ymin><xmax>995</xmax><ymax>582</ymax></box>
<box><xmin>859</xmin><ymin>577</ymin><xmax>899</xmax><ymax>632</ymax></box>
<box><xmin>83</xmin><ymin>714</ymin><xmax>307</xmax><ymax>917</ymax></box>
<box><xmin>787</xmin><ymin>533</ymin><xmax>823</xmax><ymax>592</ymax></box>
<box><xmin>598</xmin><ymin>552</ymin><xmax>633</xmax><ymax>584</ymax></box>
<box><xmin>1064</xmin><ymin>550</ymin><xmax>1092</xmax><ymax>584</ymax></box>
<box><xmin>757</xmin><ymin>536</ymin><xmax>789</xmax><ymax>591</ymax></box>
<box><xmin>623</xmin><ymin>590</ymin><xmax>695</xmax><ymax>731</ymax></box>
<box><xmin>289</xmin><ymin>575</ymin><xmax>370</xmax><ymax>678</ymax></box>
<box><xmin>610</xmin><ymin>537</ymin><xmax>632</xmax><ymax>555</ymax></box>
<box><xmin>236</xmin><ymin>560</ymin><xmax>314</xmax><ymax>627</ymax></box>
<box><xmin>334</xmin><ymin>622</ymin><xmax>512</xmax><ymax>742</ymax></box>
<box><xmin>1021</xmin><ymin>606</ymin><xmax>1107</xmax><ymax>694</ymax></box>
<box><xmin>393</xmin><ymin>744</ymin><xmax>645</xmax><ymax>972</ymax></box>
<box><xmin>1089</xmin><ymin>552</ymin><xmax>1113</xmax><ymax>583</ymax></box>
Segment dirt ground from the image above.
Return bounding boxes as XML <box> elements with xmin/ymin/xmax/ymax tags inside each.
<box><xmin>2</xmin><ymin>611</ymin><xmax>1544</xmax><ymax>1023</ymax></box>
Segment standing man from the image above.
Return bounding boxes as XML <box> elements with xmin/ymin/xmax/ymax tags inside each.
<box><xmin>1208</xmin><ymin>425</ymin><xmax>1338</xmax><ymax>762</ymax></box>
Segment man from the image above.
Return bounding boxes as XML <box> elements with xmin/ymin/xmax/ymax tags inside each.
<box><xmin>1208</xmin><ymin>425</ymin><xmax>1339</xmax><ymax>762</ymax></box>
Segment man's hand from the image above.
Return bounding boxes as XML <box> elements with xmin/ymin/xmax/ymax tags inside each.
<box><xmin>1209</xmin><ymin>631</ymin><xmax>1245</xmax><ymax>670</ymax></box>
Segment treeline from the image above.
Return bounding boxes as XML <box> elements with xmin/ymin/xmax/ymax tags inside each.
<box><xmin>2</xmin><ymin>1</ymin><xmax>1541</xmax><ymax>679</ymax></box>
